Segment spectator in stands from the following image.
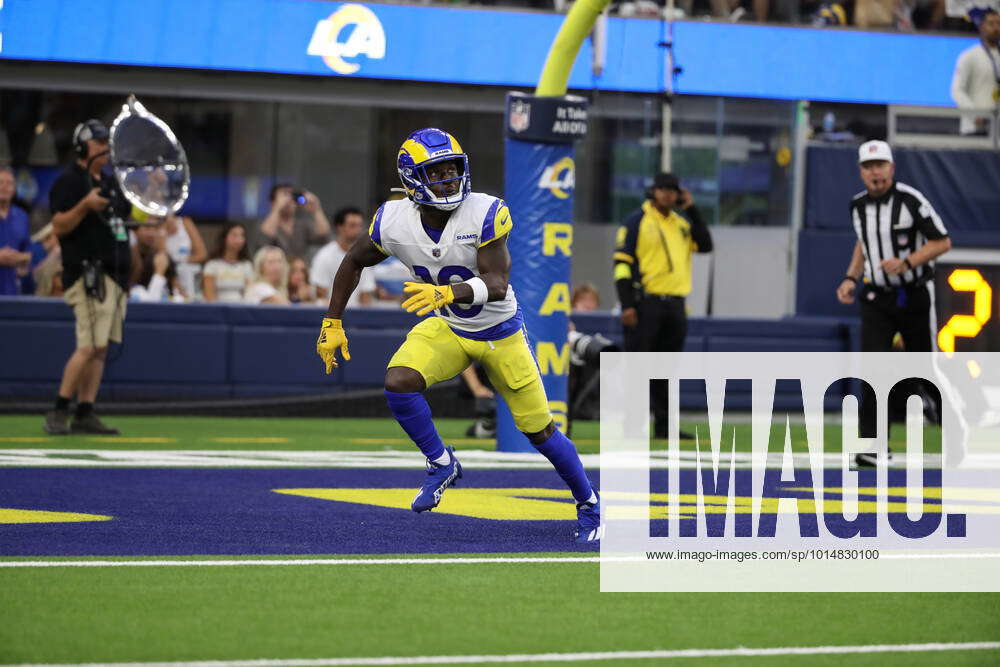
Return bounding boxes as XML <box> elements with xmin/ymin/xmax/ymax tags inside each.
<box><xmin>813</xmin><ymin>2</ymin><xmax>850</xmax><ymax>25</ymax></box>
<box><xmin>618</xmin><ymin>0</ymin><xmax>673</xmax><ymax>17</ymax></box>
<box><xmin>245</xmin><ymin>246</ymin><xmax>291</xmax><ymax>305</ymax></box>
<box><xmin>287</xmin><ymin>256</ymin><xmax>317</xmax><ymax>304</ymax></box>
<box><xmin>853</xmin><ymin>0</ymin><xmax>897</xmax><ymax>27</ymax></box>
<box><xmin>0</xmin><ymin>165</ymin><xmax>31</xmax><ymax>295</ymax></box>
<box><xmin>943</xmin><ymin>0</ymin><xmax>999</xmax><ymax>30</ymax></box>
<box><xmin>572</xmin><ymin>283</ymin><xmax>600</xmax><ymax>312</ymax></box>
<box><xmin>202</xmin><ymin>223</ymin><xmax>253</xmax><ymax>303</ymax></box>
<box><xmin>909</xmin><ymin>0</ymin><xmax>947</xmax><ymax>29</ymax></box>
<box><xmin>259</xmin><ymin>183</ymin><xmax>331</xmax><ymax>259</ymax></box>
<box><xmin>130</xmin><ymin>224</ymin><xmax>183</xmax><ymax>302</ymax></box>
<box><xmin>31</xmin><ymin>224</ymin><xmax>63</xmax><ymax>298</ymax></box>
<box><xmin>749</xmin><ymin>0</ymin><xmax>802</xmax><ymax>23</ymax></box>
<box><xmin>21</xmin><ymin>222</ymin><xmax>50</xmax><ymax>296</ymax></box>
<box><xmin>710</xmin><ymin>0</ymin><xmax>745</xmax><ymax>20</ymax></box>
<box><xmin>310</xmin><ymin>206</ymin><xmax>376</xmax><ymax>307</ymax></box>
<box><xmin>162</xmin><ymin>214</ymin><xmax>207</xmax><ymax>299</ymax></box>
<box><xmin>951</xmin><ymin>8</ymin><xmax>1000</xmax><ymax>135</ymax></box>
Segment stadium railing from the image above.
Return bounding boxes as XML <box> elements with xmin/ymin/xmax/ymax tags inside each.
<box><xmin>888</xmin><ymin>105</ymin><xmax>1000</xmax><ymax>150</ymax></box>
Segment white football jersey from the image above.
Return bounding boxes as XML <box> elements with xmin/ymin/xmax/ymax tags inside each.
<box><xmin>370</xmin><ymin>193</ymin><xmax>519</xmax><ymax>335</ymax></box>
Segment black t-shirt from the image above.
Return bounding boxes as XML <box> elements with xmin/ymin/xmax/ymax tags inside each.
<box><xmin>50</xmin><ymin>164</ymin><xmax>131</xmax><ymax>290</ymax></box>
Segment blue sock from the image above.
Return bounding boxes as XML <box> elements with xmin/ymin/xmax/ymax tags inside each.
<box><xmin>385</xmin><ymin>390</ymin><xmax>446</xmax><ymax>461</ymax></box>
<box><xmin>534</xmin><ymin>429</ymin><xmax>594</xmax><ymax>504</ymax></box>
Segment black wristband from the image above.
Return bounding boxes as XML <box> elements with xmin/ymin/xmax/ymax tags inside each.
<box><xmin>844</xmin><ymin>275</ymin><xmax>860</xmax><ymax>285</ymax></box>
<box><xmin>902</xmin><ymin>257</ymin><xmax>913</xmax><ymax>271</ymax></box>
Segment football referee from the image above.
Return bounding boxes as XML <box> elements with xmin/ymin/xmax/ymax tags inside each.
<box><xmin>836</xmin><ymin>140</ymin><xmax>952</xmax><ymax>465</ymax></box>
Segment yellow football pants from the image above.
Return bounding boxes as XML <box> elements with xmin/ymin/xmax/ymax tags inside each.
<box><xmin>387</xmin><ymin>317</ymin><xmax>552</xmax><ymax>434</ymax></box>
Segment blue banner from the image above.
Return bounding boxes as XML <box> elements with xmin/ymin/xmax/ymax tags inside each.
<box><xmin>0</xmin><ymin>0</ymin><xmax>977</xmax><ymax>106</ymax></box>
<box><xmin>671</xmin><ymin>22</ymin><xmax>973</xmax><ymax>107</ymax></box>
<box><xmin>498</xmin><ymin>139</ymin><xmax>575</xmax><ymax>452</ymax></box>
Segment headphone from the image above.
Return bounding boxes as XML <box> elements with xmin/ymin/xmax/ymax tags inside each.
<box><xmin>73</xmin><ymin>119</ymin><xmax>109</xmax><ymax>159</ymax></box>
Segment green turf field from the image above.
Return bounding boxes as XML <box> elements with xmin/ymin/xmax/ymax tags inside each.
<box><xmin>0</xmin><ymin>415</ymin><xmax>586</xmax><ymax>451</ymax></box>
<box><xmin>1</xmin><ymin>559</ymin><xmax>998</xmax><ymax>666</ymax></box>
<box><xmin>0</xmin><ymin>415</ymin><xmax>941</xmax><ymax>454</ymax></box>
<box><xmin>0</xmin><ymin>415</ymin><xmax>992</xmax><ymax>666</ymax></box>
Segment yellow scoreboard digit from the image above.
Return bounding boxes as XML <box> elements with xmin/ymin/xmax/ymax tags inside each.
<box><xmin>934</xmin><ymin>251</ymin><xmax>1000</xmax><ymax>355</ymax></box>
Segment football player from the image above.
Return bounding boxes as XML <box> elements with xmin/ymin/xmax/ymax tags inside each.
<box><xmin>316</xmin><ymin>128</ymin><xmax>601</xmax><ymax>543</ymax></box>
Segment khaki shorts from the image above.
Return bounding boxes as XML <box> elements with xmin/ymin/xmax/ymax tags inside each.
<box><xmin>64</xmin><ymin>275</ymin><xmax>127</xmax><ymax>349</ymax></box>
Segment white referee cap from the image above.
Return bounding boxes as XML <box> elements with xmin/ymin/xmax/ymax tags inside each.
<box><xmin>858</xmin><ymin>140</ymin><xmax>893</xmax><ymax>164</ymax></box>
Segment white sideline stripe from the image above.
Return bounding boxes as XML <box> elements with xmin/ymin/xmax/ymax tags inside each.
<box><xmin>3</xmin><ymin>553</ymin><xmax>1000</xmax><ymax>568</ymax></box>
<box><xmin>5</xmin><ymin>449</ymin><xmax>997</xmax><ymax>469</ymax></box>
<box><xmin>0</xmin><ymin>556</ymin><xmax>607</xmax><ymax>568</ymax></box>
<box><xmin>7</xmin><ymin>642</ymin><xmax>1000</xmax><ymax>666</ymax></box>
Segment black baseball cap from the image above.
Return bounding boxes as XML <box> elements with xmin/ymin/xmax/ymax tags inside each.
<box><xmin>651</xmin><ymin>173</ymin><xmax>681</xmax><ymax>191</ymax></box>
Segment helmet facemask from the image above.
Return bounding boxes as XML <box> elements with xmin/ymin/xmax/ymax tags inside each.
<box><xmin>397</xmin><ymin>128</ymin><xmax>472</xmax><ymax>211</ymax></box>
<box><xmin>404</xmin><ymin>155</ymin><xmax>470</xmax><ymax>211</ymax></box>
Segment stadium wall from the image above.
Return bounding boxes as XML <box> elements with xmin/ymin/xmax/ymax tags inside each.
<box><xmin>571</xmin><ymin>225</ymin><xmax>791</xmax><ymax>319</ymax></box>
<box><xmin>0</xmin><ymin>298</ymin><xmax>853</xmax><ymax>405</ymax></box>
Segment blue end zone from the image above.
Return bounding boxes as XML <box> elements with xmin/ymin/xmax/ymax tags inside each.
<box><xmin>0</xmin><ymin>467</ymin><xmax>964</xmax><ymax>557</ymax></box>
<box><xmin>0</xmin><ymin>468</ymin><xmax>600</xmax><ymax>556</ymax></box>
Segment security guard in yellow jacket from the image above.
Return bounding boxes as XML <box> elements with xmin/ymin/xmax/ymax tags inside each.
<box><xmin>613</xmin><ymin>172</ymin><xmax>713</xmax><ymax>437</ymax></box>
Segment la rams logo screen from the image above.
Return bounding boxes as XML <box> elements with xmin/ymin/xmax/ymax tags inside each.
<box><xmin>537</xmin><ymin>157</ymin><xmax>575</xmax><ymax>200</ymax></box>
<box><xmin>307</xmin><ymin>4</ymin><xmax>386</xmax><ymax>75</ymax></box>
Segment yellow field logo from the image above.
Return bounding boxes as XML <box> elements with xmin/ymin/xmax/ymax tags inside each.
<box><xmin>0</xmin><ymin>508</ymin><xmax>113</xmax><ymax>524</ymax></box>
<box><xmin>307</xmin><ymin>4</ymin><xmax>386</xmax><ymax>75</ymax></box>
<box><xmin>538</xmin><ymin>157</ymin><xmax>575</xmax><ymax>200</ymax></box>
<box><xmin>273</xmin><ymin>487</ymin><xmax>1000</xmax><ymax>521</ymax></box>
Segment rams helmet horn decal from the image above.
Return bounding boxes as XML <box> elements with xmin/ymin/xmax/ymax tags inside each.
<box><xmin>396</xmin><ymin>128</ymin><xmax>471</xmax><ymax>211</ymax></box>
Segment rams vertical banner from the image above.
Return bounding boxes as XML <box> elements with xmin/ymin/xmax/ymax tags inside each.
<box><xmin>498</xmin><ymin>93</ymin><xmax>587</xmax><ymax>452</ymax></box>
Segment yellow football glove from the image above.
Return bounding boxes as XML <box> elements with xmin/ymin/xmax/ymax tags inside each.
<box><xmin>401</xmin><ymin>282</ymin><xmax>455</xmax><ymax>316</ymax></box>
<box><xmin>316</xmin><ymin>318</ymin><xmax>350</xmax><ymax>374</ymax></box>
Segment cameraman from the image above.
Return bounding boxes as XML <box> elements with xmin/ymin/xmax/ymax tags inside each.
<box><xmin>258</xmin><ymin>183</ymin><xmax>330</xmax><ymax>259</ymax></box>
<box><xmin>568</xmin><ymin>285</ymin><xmax>618</xmax><ymax>427</ymax></box>
<box><xmin>43</xmin><ymin>119</ymin><xmax>133</xmax><ymax>435</ymax></box>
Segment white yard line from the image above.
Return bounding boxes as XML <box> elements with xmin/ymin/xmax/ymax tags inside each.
<box><xmin>0</xmin><ymin>556</ymin><xmax>607</xmax><ymax>568</ymax></box>
<box><xmin>5</xmin><ymin>448</ymin><xmax>996</xmax><ymax>469</ymax></box>
<box><xmin>0</xmin><ymin>449</ymin><xmax>558</xmax><ymax>469</ymax></box>
<box><xmin>2</xmin><ymin>553</ymin><xmax>999</xmax><ymax>568</ymax></box>
<box><xmin>6</xmin><ymin>642</ymin><xmax>1000</xmax><ymax>666</ymax></box>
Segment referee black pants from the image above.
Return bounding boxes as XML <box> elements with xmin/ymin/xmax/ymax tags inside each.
<box><xmin>860</xmin><ymin>282</ymin><xmax>934</xmax><ymax>352</ymax></box>
<box><xmin>859</xmin><ymin>282</ymin><xmax>940</xmax><ymax>436</ymax></box>
<box><xmin>624</xmin><ymin>295</ymin><xmax>687</xmax><ymax>437</ymax></box>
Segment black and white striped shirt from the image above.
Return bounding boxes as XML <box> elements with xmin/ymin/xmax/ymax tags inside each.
<box><xmin>850</xmin><ymin>181</ymin><xmax>949</xmax><ymax>289</ymax></box>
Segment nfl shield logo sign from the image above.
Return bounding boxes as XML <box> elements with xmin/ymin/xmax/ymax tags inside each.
<box><xmin>432</xmin><ymin>248</ymin><xmax>441</xmax><ymax>258</ymax></box>
<box><xmin>509</xmin><ymin>100</ymin><xmax>530</xmax><ymax>133</ymax></box>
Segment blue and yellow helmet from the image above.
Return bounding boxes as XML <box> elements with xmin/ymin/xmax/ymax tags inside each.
<box><xmin>397</xmin><ymin>128</ymin><xmax>471</xmax><ymax>211</ymax></box>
